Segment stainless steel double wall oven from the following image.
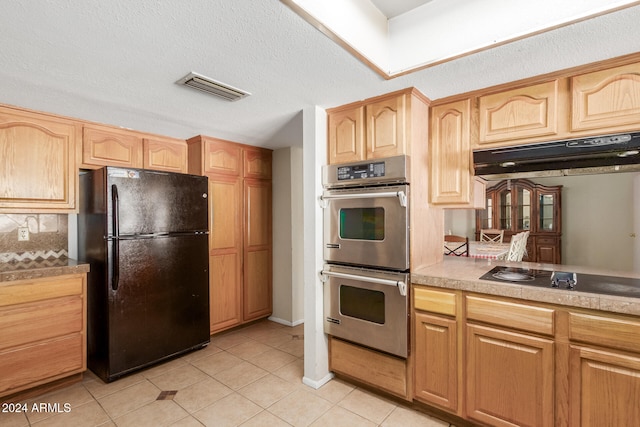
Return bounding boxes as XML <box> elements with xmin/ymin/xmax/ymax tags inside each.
<box><xmin>320</xmin><ymin>155</ymin><xmax>410</xmax><ymax>358</ymax></box>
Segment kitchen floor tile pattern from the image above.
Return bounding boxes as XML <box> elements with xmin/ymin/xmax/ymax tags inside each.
<box><xmin>2</xmin><ymin>320</ymin><xmax>457</xmax><ymax>427</ymax></box>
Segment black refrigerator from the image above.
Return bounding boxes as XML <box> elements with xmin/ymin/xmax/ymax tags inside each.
<box><xmin>78</xmin><ymin>167</ymin><xmax>210</xmax><ymax>382</ymax></box>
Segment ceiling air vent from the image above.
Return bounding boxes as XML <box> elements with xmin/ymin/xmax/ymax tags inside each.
<box><xmin>176</xmin><ymin>72</ymin><xmax>250</xmax><ymax>101</ymax></box>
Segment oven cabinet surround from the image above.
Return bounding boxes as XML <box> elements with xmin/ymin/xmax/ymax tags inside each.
<box><xmin>471</xmin><ymin>55</ymin><xmax>640</xmax><ymax>149</ymax></box>
<box><xmin>326</xmin><ymin>87</ymin><xmax>444</xmax><ymax>271</ymax></box>
<box><xmin>82</xmin><ymin>124</ymin><xmax>188</xmax><ymax>173</ymax></box>
<box><xmin>0</xmin><ymin>273</ymin><xmax>87</xmax><ymax>398</ymax></box>
<box><xmin>429</xmin><ymin>98</ymin><xmax>486</xmax><ymax>208</ymax></box>
<box><xmin>326</xmin><ymin>87</ymin><xmax>429</xmax><ymax>165</ymax></box>
<box><xmin>410</xmin><ymin>278</ymin><xmax>640</xmax><ymax>427</ymax></box>
<box><xmin>328</xmin><ymin>336</ymin><xmax>412</xmax><ymax>400</ymax></box>
<box><xmin>0</xmin><ymin>104</ymin><xmax>80</xmax><ymax>213</ymax></box>
<box><xmin>476</xmin><ymin>178</ymin><xmax>562</xmax><ymax>264</ymax></box>
<box><xmin>187</xmin><ymin>135</ymin><xmax>272</xmax><ymax>334</ymax></box>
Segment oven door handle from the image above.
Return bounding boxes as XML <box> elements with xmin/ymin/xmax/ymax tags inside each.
<box><xmin>319</xmin><ymin>270</ymin><xmax>407</xmax><ymax>296</ymax></box>
<box><xmin>318</xmin><ymin>191</ymin><xmax>407</xmax><ymax>208</ymax></box>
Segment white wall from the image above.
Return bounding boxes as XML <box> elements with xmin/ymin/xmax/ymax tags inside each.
<box><xmin>271</xmin><ymin>146</ymin><xmax>305</xmax><ymax>326</ymax></box>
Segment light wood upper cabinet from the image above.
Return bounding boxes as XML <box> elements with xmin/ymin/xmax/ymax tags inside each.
<box><xmin>244</xmin><ymin>146</ymin><xmax>272</xmax><ymax>179</ymax></box>
<box><xmin>366</xmin><ymin>93</ymin><xmax>407</xmax><ymax>160</ymax></box>
<box><xmin>327</xmin><ymin>89</ymin><xmax>427</xmax><ymax>165</ymax></box>
<box><xmin>571</xmin><ymin>62</ymin><xmax>640</xmax><ymax>133</ymax></box>
<box><xmin>0</xmin><ymin>106</ymin><xmax>78</xmax><ymax>212</ymax></box>
<box><xmin>143</xmin><ymin>137</ymin><xmax>187</xmax><ymax>173</ymax></box>
<box><xmin>188</xmin><ymin>136</ymin><xmax>242</xmax><ymax>177</ymax></box>
<box><xmin>478</xmin><ymin>80</ymin><xmax>560</xmax><ymax>145</ymax></box>
<box><xmin>429</xmin><ymin>99</ymin><xmax>473</xmax><ymax>206</ymax></box>
<box><xmin>328</xmin><ymin>105</ymin><xmax>364</xmax><ymax>164</ymax></box>
<box><xmin>82</xmin><ymin>125</ymin><xmax>143</xmax><ymax>168</ymax></box>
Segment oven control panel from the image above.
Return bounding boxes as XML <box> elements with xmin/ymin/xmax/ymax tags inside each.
<box><xmin>337</xmin><ymin>161</ymin><xmax>385</xmax><ymax>181</ymax></box>
<box><xmin>323</xmin><ymin>155</ymin><xmax>409</xmax><ymax>188</ymax></box>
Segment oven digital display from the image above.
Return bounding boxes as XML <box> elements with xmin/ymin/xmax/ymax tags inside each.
<box><xmin>337</xmin><ymin>161</ymin><xmax>385</xmax><ymax>181</ymax></box>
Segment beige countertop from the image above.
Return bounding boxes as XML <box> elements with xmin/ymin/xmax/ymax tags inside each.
<box><xmin>0</xmin><ymin>258</ymin><xmax>90</xmax><ymax>283</ymax></box>
<box><xmin>411</xmin><ymin>257</ymin><xmax>640</xmax><ymax>316</ymax></box>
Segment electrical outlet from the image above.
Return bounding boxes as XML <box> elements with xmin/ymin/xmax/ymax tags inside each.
<box><xmin>18</xmin><ymin>227</ymin><xmax>29</xmax><ymax>241</ymax></box>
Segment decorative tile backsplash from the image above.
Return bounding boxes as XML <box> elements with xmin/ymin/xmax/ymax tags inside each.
<box><xmin>0</xmin><ymin>214</ymin><xmax>68</xmax><ymax>262</ymax></box>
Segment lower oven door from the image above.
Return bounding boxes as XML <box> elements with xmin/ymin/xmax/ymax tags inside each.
<box><xmin>321</xmin><ymin>264</ymin><xmax>408</xmax><ymax>358</ymax></box>
<box><xmin>321</xmin><ymin>184</ymin><xmax>409</xmax><ymax>271</ymax></box>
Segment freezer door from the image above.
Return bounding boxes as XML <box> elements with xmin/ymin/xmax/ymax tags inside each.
<box><xmin>106</xmin><ymin>234</ymin><xmax>209</xmax><ymax>379</ymax></box>
<box><xmin>106</xmin><ymin>168</ymin><xmax>208</xmax><ymax>235</ymax></box>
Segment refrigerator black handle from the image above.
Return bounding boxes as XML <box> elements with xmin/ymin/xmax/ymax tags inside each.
<box><xmin>111</xmin><ymin>184</ymin><xmax>120</xmax><ymax>291</ymax></box>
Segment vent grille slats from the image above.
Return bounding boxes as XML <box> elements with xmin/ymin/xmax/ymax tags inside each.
<box><xmin>176</xmin><ymin>72</ymin><xmax>250</xmax><ymax>101</ymax></box>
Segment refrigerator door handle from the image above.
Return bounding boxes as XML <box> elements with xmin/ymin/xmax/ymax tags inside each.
<box><xmin>111</xmin><ymin>184</ymin><xmax>120</xmax><ymax>291</ymax></box>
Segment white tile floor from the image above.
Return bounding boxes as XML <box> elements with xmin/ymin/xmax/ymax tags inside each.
<box><xmin>1</xmin><ymin>320</ymin><xmax>456</xmax><ymax>427</ymax></box>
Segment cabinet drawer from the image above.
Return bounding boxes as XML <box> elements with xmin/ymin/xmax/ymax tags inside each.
<box><xmin>414</xmin><ymin>287</ymin><xmax>457</xmax><ymax>316</ymax></box>
<box><xmin>466</xmin><ymin>295</ymin><xmax>555</xmax><ymax>336</ymax></box>
<box><xmin>0</xmin><ymin>296</ymin><xmax>83</xmax><ymax>351</ymax></box>
<box><xmin>569</xmin><ymin>312</ymin><xmax>640</xmax><ymax>354</ymax></box>
<box><xmin>0</xmin><ymin>275</ymin><xmax>83</xmax><ymax>307</ymax></box>
<box><xmin>0</xmin><ymin>333</ymin><xmax>83</xmax><ymax>396</ymax></box>
<box><xmin>536</xmin><ymin>237</ymin><xmax>556</xmax><ymax>245</ymax></box>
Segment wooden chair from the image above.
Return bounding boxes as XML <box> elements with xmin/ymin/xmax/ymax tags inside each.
<box><xmin>444</xmin><ymin>235</ymin><xmax>469</xmax><ymax>257</ymax></box>
<box><xmin>505</xmin><ymin>231</ymin><xmax>530</xmax><ymax>261</ymax></box>
<box><xmin>480</xmin><ymin>228</ymin><xmax>504</xmax><ymax>243</ymax></box>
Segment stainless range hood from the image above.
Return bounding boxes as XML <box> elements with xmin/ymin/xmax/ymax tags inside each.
<box><xmin>473</xmin><ymin>132</ymin><xmax>640</xmax><ymax>177</ymax></box>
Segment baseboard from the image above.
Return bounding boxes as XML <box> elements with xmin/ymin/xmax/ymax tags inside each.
<box><xmin>268</xmin><ymin>316</ymin><xmax>304</xmax><ymax>327</ymax></box>
<box><xmin>302</xmin><ymin>372</ymin><xmax>334</xmax><ymax>390</ymax></box>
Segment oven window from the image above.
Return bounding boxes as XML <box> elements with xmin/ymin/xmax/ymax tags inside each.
<box><xmin>339</xmin><ymin>207</ymin><xmax>384</xmax><ymax>240</ymax></box>
<box><xmin>339</xmin><ymin>285</ymin><xmax>385</xmax><ymax>324</ymax></box>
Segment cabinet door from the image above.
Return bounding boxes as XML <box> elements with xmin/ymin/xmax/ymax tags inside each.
<box><xmin>535</xmin><ymin>236</ymin><xmax>560</xmax><ymax>264</ymax></box>
<box><xmin>328</xmin><ymin>106</ymin><xmax>364</xmax><ymax>164</ymax></box>
<box><xmin>478</xmin><ymin>80</ymin><xmax>559</xmax><ymax>145</ymax></box>
<box><xmin>366</xmin><ymin>94</ymin><xmax>407</xmax><ymax>159</ymax></box>
<box><xmin>0</xmin><ymin>108</ymin><xmax>78</xmax><ymax>212</ymax></box>
<box><xmin>571</xmin><ymin>62</ymin><xmax>640</xmax><ymax>132</ymax></box>
<box><xmin>244</xmin><ymin>147</ymin><xmax>272</xmax><ymax>179</ymax></box>
<box><xmin>569</xmin><ymin>345</ymin><xmax>640</xmax><ymax>427</ymax></box>
<box><xmin>243</xmin><ymin>179</ymin><xmax>272</xmax><ymax>321</ymax></box>
<box><xmin>143</xmin><ymin>138</ymin><xmax>187</xmax><ymax>173</ymax></box>
<box><xmin>429</xmin><ymin>99</ymin><xmax>472</xmax><ymax>205</ymax></box>
<box><xmin>414</xmin><ymin>312</ymin><xmax>458</xmax><ymax>412</ymax></box>
<box><xmin>466</xmin><ymin>323</ymin><xmax>554</xmax><ymax>427</ymax></box>
<box><xmin>82</xmin><ymin>125</ymin><xmax>143</xmax><ymax>168</ymax></box>
<box><xmin>203</xmin><ymin>138</ymin><xmax>242</xmax><ymax>176</ymax></box>
<box><xmin>208</xmin><ymin>177</ymin><xmax>242</xmax><ymax>333</ymax></box>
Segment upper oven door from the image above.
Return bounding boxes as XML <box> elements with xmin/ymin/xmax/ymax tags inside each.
<box><xmin>322</xmin><ymin>184</ymin><xmax>409</xmax><ymax>270</ymax></box>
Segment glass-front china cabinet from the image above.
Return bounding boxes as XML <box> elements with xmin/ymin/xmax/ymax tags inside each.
<box><xmin>476</xmin><ymin>179</ymin><xmax>562</xmax><ymax>264</ymax></box>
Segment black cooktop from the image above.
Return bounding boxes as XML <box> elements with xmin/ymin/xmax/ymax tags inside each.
<box><xmin>480</xmin><ymin>266</ymin><xmax>640</xmax><ymax>298</ymax></box>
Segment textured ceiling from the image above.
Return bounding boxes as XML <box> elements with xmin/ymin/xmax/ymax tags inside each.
<box><xmin>0</xmin><ymin>1</ymin><xmax>639</xmax><ymax>149</ymax></box>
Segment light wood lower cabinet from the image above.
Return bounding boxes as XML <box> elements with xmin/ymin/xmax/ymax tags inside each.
<box><xmin>412</xmin><ymin>286</ymin><xmax>640</xmax><ymax>427</ymax></box>
<box><xmin>568</xmin><ymin>345</ymin><xmax>640</xmax><ymax>427</ymax></box>
<box><xmin>466</xmin><ymin>324</ymin><xmax>554</xmax><ymax>427</ymax></box>
<box><xmin>414</xmin><ymin>312</ymin><xmax>458</xmax><ymax>412</ymax></box>
<box><xmin>0</xmin><ymin>274</ymin><xmax>87</xmax><ymax>398</ymax></box>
